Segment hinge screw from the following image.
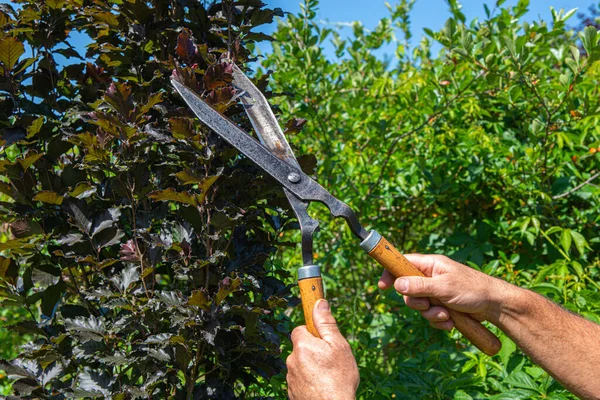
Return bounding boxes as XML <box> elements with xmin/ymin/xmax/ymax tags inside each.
<box><xmin>287</xmin><ymin>172</ymin><xmax>301</xmax><ymax>183</ymax></box>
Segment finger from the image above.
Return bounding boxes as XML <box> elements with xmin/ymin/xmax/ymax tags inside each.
<box><xmin>403</xmin><ymin>253</ymin><xmax>438</xmax><ymax>277</ymax></box>
<box><xmin>394</xmin><ymin>276</ymin><xmax>439</xmax><ymax>298</ymax></box>
<box><xmin>431</xmin><ymin>320</ymin><xmax>454</xmax><ymax>331</ymax></box>
<box><xmin>291</xmin><ymin>325</ymin><xmax>317</xmax><ymax>347</ymax></box>
<box><xmin>403</xmin><ymin>295</ymin><xmax>430</xmax><ymax>311</ymax></box>
<box><xmin>378</xmin><ymin>270</ymin><xmax>395</xmax><ymax>289</ymax></box>
<box><xmin>420</xmin><ymin>306</ymin><xmax>450</xmax><ymax>322</ymax></box>
<box><xmin>312</xmin><ymin>299</ymin><xmax>345</xmax><ymax>344</ymax></box>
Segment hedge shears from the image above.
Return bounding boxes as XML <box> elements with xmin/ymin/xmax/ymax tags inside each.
<box><xmin>171</xmin><ymin>65</ymin><xmax>501</xmax><ymax>356</ymax></box>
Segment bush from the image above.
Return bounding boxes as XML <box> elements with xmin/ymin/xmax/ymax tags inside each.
<box><xmin>0</xmin><ymin>1</ymin><xmax>293</xmax><ymax>398</ymax></box>
<box><xmin>261</xmin><ymin>0</ymin><xmax>600</xmax><ymax>398</ymax></box>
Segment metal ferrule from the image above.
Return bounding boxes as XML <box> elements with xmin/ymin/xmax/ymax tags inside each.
<box><xmin>298</xmin><ymin>265</ymin><xmax>321</xmax><ymax>281</ymax></box>
<box><xmin>359</xmin><ymin>230</ymin><xmax>382</xmax><ymax>253</ymax></box>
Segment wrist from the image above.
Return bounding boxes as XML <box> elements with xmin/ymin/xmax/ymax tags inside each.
<box><xmin>486</xmin><ymin>278</ymin><xmax>526</xmax><ymax>327</ymax></box>
<box><xmin>491</xmin><ymin>279</ymin><xmax>530</xmax><ymax>328</ymax></box>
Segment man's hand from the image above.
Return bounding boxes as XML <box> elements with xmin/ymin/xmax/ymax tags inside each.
<box><xmin>378</xmin><ymin>253</ymin><xmax>600</xmax><ymax>399</ymax></box>
<box><xmin>378</xmin><ymin>254</ymin><xmax>514</xmax><ymax>328</ymax></box>
<box><xmin>286</xmin><ymin>299</ymin><xmax>359</xmax><ymax>400</ymax></box>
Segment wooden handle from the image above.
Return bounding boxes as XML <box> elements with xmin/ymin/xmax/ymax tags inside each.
<box><xmin>298</xmin><ymin>277</ymin><xmax>325</xmax><ymax>337</ymax></box>
<box><xmin>368</xmin><ymin>235</ymin><xmax>502</xmax><ymax>356</ymax></box>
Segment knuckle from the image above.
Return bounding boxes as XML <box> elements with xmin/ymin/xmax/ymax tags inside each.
<box><xmin>285</xmin><ymin>354</ymin><xmax>295</xmax><ymax>370</ymax></box>
<box><xmin>434</xmin><ymin>254</ymin><xmax>449</xmax><ymax>263</ymax></box>
<box><xmin>433</xmin><ymin>254</ymin><xmax>450</xmax><ymax>267</ymax></box>
<box><xmin>337</xmin><ymin>339</ymin><xmax>352</xmax><ymax>353</ymax></box>
<box><xmin>294</xmin><ymin>342</ymin><xmax>311</xmax><ymax>355</ymax></box>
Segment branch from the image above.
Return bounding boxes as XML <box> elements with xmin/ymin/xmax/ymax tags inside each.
<box><xmin>367</xmin><ymin>71</ymin><xmax>485</xmax><ymax>196</ymax></box>
<box><xmin>552</xmin><ymin>171</ymin><xmax>600</xmax><ymax>200</ymax></box>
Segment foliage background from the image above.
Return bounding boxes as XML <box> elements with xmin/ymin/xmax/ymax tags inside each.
<box><xmin>0</xmin><ymin>0</ymin><xmax>296</xmax><ymax>398</ymax></box>
<box><xmin>258</xmin><ymin>0</ymin><xmax>600</xmax><ymax>398</ymax></box>
<box><xmin>1</xmin><ymin>0</ymin><xmax>599</xmax><ymax>398</ymax></box>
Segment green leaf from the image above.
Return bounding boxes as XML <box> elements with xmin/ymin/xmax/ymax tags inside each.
<box><xmin>169</xmin><ymin>117</ymin><xmax>194</xmax><ymax>139</ymax></box>
<box><xmin>530</xmin><ymin>217</ymin><xmax>540</xmax><ymax>234</ymax></box>
<box><xmin>569</xmin><ymin>230</ymin><xmax>588</xmax><ymax>256</ymax></box>
<box><xmin>70</xmin><ymin>182</ymin><xmax>97</xmax><ymax>199</ymax></box>
<box><xmin>571</xmin><ymin>261</ymin><xmax>584</xmax><ymax>277</ymax></box>
<box><xmin>569</xmin><ymin>45</ymin><xmax>580</xmax><ymax>62</ymax></box>
<box><xmin>565</xmin><ymin>57</ymin><xmax>578</xmax><ymax>74</ymax></box>
<box><xmin>215</xmin><ymin>277</ymin><xmax>242</xmax><ymax>305</ymax></box>
<box><xmin>148</xmin><ymin>188</ymin><xmax>198</xmax><ymax>206</ymax></box>
<box><xmin>0</xmin><ymin>36</ymin><xmax>25</xmax><ymax>71</ymax></box>
<box><xmin>188</xmin><ymin>289</ymin><xmax>211</xmax><ymax>310</ymax></box>
<box><xmin>560</xmin><ymin>229</ymin><xmax>572</xmax><ymax>253</ymax></box>
<box><xmin>562</xmin><ymin>8</ymin><xmax>578</xmax><ymax>22</ymax></box>
<box><xmin>46</xmin><ymin>0</ymin><xmax>66</xmax><ymax>9</ymax></box>
<box><xmin>0</xmin><ymin>256</ymin><xmax>18</xmax><ymax>283</ymax></box>
<box><xmin>33</xmin><ymin>190</ymin><xmax>64</xmax><ymax>205</ymax></box>
<box><xmin>503</xmin><ymin>36</ymin><xmax>517</xmax><ymax>58</ymax></box>
<box><xmin>545</xmin><ymin>226</ymin><xmax>562</xmax><ymax>236</ymax></box>
<box><xmin>460</xmin><ymin>28</ymin><xmax>473</xmax><ymax>53</ymax></box>
<box><xmin>135</xmin><ymin>91</ymin><xmax>163</xmax><ymax>120</ymax></box>
<box><xmin>26</xmin><ymin>117</ymin><xmax>44</xmax><ymax>138</ymax></box>
<box><xmin>175</xmin><ymin>170</ymin><xmax>203</xmax><ymax>185</ymax></box>
<box><xmin>582</xmin><ymin>26</ymin><xmax>598</xmax><ymax>56</ymax></box>
<box><xmin>498</xmin><ymin>334</ymin><xmax>517</xmax><ymax>366</ymax></box>
<box><xmin>504</xmin><ymin>371</ymin><xmax>540</xmax><ymax>392</ymax></box>
<box><xmin>197</xmin><ymin>174</ymin><xmax>221</xmax><ymax>202</ymax></box>
<box><xmin>17</xmin><ymin>152</ymin><xmax>43</xmax><ymax>170</ymax></box>
<box><xmin>519</xmin><ymin>217</ymin><xmax>530</xmax><ymax>235</ymax></box>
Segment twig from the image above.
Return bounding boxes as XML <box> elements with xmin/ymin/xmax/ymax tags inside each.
<box><xmin>552</xmin><ymin>171</ymin><xmax>600</xmax><ymax>199</ymax></box>
<box><xmin>367</xmin><ymin>71</ymin><xmax>485</xmax><ymax>196</ymax></box>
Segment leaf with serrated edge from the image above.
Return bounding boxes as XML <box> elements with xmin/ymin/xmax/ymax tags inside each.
<box><xmin>0</xmin><ymin>36</ymin><xmax>25</xmax><ymax>71</ymax></box>
<box><xmin>33</xmin><ymin>191</ymin><xmax>63</xmax><ymax>205</ymax></box>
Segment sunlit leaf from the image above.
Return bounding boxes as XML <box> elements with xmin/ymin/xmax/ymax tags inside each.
<box><xmin>0</xmin><ymin>36</ymin><xmax>24</xmax><ymax>72</ymax></box>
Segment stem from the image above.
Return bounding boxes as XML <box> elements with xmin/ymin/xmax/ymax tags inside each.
<box><xmin>367</xmin><ymin>71</ymin><xmax>484</xmax><ymax>196</ymax></box>
<box><xmin>552</xmin><ymin>171</ymin><xmax>600</xmax><ymax>200</ymax></box>
<box><xmin>64</xmin><ymin>260</ymin><xmax>100</xmax><ymax>316</ymax></box>
<box><xmin>539</xmin><ymin>229</ymin><xmax>571</xmax><ymax>262</ymax></box>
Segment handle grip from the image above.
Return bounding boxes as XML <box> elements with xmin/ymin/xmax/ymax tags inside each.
<box><xmin>362</xmin><ymin>231</ymin><xmax>501</xmax><ymax>356</ymax></box>
<box><xmin>298</xmin><ymin>265</ymin><xmax>325</xmax><ymax>337</ymax></box>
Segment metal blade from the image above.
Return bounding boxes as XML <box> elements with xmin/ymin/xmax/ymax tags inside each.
<box><xmin>231</xmin><ymin>65</ymin><xmax>318</xmax><ymax>264</ymax></box>
<box><xmin>171</xmin><ymin>78</ymin><xmax>368</xmax><ymax>242</ymax></box>
<box><xmin>231</xmin><ymin>64</ymin><xmax>300</xmax><ymax>168</ymax></box>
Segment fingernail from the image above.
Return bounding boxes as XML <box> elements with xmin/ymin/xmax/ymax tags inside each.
<box><xmin>396</xmin><ymin>278</ymin><xmax>408</xmax><ymax>292</ymax></box>
<box><xmin>317</xmin><ymin>299</ymin><xmax>329</xmax><ymax>311</ymax></box>
<box><xmin>437</xmin><ymin>312</ymin><xmax>446</xmax><ymax>320</ymax></box>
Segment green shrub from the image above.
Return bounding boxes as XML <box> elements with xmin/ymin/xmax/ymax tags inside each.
<box><xmin>0</xmin><ymin>1</ymin><xmax>292</xmax><ymax>398</ymax></box>
<box><xmin>261</xmin><ymin>0</ymin><xmax>600</xmax><ymax>398</ymax></box>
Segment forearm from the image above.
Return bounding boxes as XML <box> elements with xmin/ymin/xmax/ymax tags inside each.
<box><xmin>494</xmin><ymin>283</ymin><xmax>600</xmax><ymax>399</ymax></box>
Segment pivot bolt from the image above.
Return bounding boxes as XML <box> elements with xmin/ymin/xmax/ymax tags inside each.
<box><xmin>287</xmin><ymin>172</ymin><xmax>301</xmax><ymax>183</ymax></box>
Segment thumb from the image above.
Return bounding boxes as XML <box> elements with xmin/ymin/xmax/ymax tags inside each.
<box><xmin>394</xmin><ymin>276</ymin><xmax>438</xmax><ymax>298</ymax></box>
<box><xmin>312</xmin><ymin>299</ymin><xmax>344</xmax><ymax>344</ymax></box>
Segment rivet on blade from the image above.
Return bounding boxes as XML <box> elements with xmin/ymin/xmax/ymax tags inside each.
<box><xmin>287</xmin><ymin>172</ymin><xmax>301</xmax><ymax>183</ymax></box>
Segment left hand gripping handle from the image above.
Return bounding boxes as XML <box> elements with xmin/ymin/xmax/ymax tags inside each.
<box><xmin>298</xmin><ymin>265</ymin><xmax>325</xmax><ymax>338</ymax></box>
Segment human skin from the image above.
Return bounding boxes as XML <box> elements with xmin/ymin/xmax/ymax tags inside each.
<box><xmin>378</xmin><ymin>254</ymin><xmax>600</xmax><ymax>400</ymax></box>
<box><xmin>286</xmin><ymin>254</ymin><xmax>600</xmax><ymax>400</ymax></box>
<box><xmin>286</xmin><ymin>299</ymin><xmax>359</xmax><ymax>400</ymax></box>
